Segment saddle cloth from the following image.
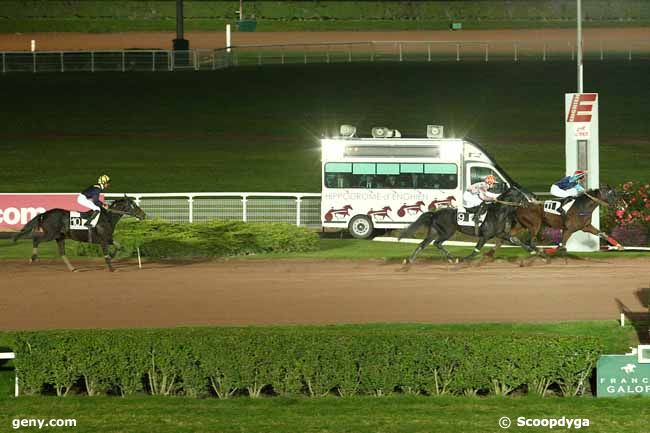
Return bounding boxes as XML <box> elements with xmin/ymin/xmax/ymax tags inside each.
<box><xmin>543</xmin><ymin>199</ymin><xmax>575</xmax><ymax>216</ymax></box>
<box><xmin>456</xmin><ymin>212</ymin><xmax>487</xmax><ymax>227</ymax></box>
<box><xmin>69</xmin><ymin>211</ymin><xmax>100</xmax><ymax>230</ymax></box>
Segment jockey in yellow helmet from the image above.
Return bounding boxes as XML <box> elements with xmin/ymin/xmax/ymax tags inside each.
<box><xmin>77</xmin><ymin>175</ymin><xmax>111</xmax><ymax>228</ymax></box>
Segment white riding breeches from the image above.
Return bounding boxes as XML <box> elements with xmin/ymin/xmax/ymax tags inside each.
<box><xmin>463</xmin><ymin>191</ymin><xmax>483</xmax><ymax>209</ymax></box>
<box><xmin>77</xmin><ymin>194</ymin><xmax>101</xmax><ymax>211</ymax></box>
<box><xmin>550</xmin><ymin>184</ymin><xmax>579</xmax><ymax>198</ymax></box>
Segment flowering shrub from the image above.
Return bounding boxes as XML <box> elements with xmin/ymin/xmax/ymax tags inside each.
<box><xmin>603</xmin><ymin>181</ymin><xmax>650</xmax><ymax>246</ymax></box>
<box><xmin>540</xmin><ymin>227</ymin><xmax>562</xmax><ymax>245</ymax></box>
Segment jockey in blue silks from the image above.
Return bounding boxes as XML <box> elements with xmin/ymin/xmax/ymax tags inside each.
<box><xmin>550</xmin><ymin>170</ymin><xmax>586</xmax><ymax>222</ymax></box>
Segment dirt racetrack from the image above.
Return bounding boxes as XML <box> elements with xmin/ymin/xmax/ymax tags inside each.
<box><xmin>0</xmin><ymin>257</ymin><xmax>648</xmax><ymax>330</ymax></box>
<box><xmin>1</xmin><ymin>28</ymin><xmax>649</xmax><ymax>51</ymax></box>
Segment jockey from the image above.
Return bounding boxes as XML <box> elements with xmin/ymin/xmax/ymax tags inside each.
<box><xmin>77</xmin><ymin>175</ymin><xmax>110</xmax><ymax>228</ymax></box>
<box><xmin>463</xmin><ymin>174</ymin><xmax>500</xmax><ymax>235</ymax></box>
<box><xmin>550</xmin><ymin>170</ymin><xmax>586</xmax><ymax>222</ymax></box>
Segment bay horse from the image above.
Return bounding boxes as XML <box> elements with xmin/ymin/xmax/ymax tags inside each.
<box><xmin>514</xmin><ymin>186</ymin><xmax>624</xmax><ymax>253</ymax></box>
<box><xmin>399</xmin><ymin>186</ymin><xmax>536</xmax><ymax>263</ymax></box>
<box><xmin>12</xmin><ymin>196</ymin><xmax>146</xmax><ymax>272</ymax></box>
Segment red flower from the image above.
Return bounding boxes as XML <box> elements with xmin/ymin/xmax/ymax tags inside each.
<box><xmin>616</xmin><ymin>209</ymin><xmax>625</xmax><ymax>218</ymax></box>
<box><xmin>631</xmin><ymin>197</ymin><xmax>637</xmax><ymax>204</ymax></box>
<box><xmin>646</xmin><ymin>216</ymin><xmax>650</xmax><ymax>222</ymax></box>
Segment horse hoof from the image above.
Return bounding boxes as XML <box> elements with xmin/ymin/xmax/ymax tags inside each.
<box><xmin>402</xmin><ymin>258</ymin><xmax>410</xmax><ymax>265</ymax></box>
<box><xmin>71</xmin><ymin>268</ymin><xmax>79</xmax><ymax>272</ymax></box>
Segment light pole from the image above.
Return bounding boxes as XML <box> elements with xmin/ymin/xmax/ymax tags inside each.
<box><xmin>577</xmin><ymin>0</ymin><xmax>583</xmax><ymax>92</ymax></box>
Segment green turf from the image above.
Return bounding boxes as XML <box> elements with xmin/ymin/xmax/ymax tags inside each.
<box><xmin>3</xmin><ymin>19</ymin><xmax>650</xmax><ymax>33</ymax></box>
<box><xmin>2</xmin><ymin>393</ymin><xmax>650</xmax><ymax>433</ymax></box>
<box><xmin>3</xmin><ymin>237</ymin><xmax>650</xmax><ymax>261</ymax></box>
<box><xmin>0</xmin><ymin>62</ymin><xmax>648</xmax><ymax>194</ymax></box>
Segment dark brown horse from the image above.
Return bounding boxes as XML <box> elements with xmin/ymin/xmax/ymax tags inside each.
<box><xmin>514</xmin><ymin>186</ymin><xmax>624</xmax><ymax>253</ymax></box>
<box><xmin>12</xmin><ymin>196</ymin><xmax>146</xmax><ymax>271</ymax></box>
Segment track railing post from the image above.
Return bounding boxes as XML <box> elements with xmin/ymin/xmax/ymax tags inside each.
<box><xmin>296</xmin><ymin>196</ymin><xmax>302</xmax><ymax>226</ymax></box>
<box><xmin>242</xmin><ymin>195</ymin><xmax>248</xmax><ymax>222</ymax></box>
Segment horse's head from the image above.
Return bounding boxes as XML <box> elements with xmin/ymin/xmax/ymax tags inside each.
<box><xmin>109</xmin><ymin>195</ymin><xmax>147</xmax><ymax>220</ymax></box>
<box><xmin>499</xmin><ymin>185</ymin><xmax>535</xmax><ymax>206</ymax></box>
<box><xmin>597</xmin><ymin>185</ymin><xmax>625</xmax><ymax>208</ymax></box>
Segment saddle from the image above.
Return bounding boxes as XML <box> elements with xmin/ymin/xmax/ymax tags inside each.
<box><xmin>69</xmin><ymin>210</ymin><xmax>101</xmax><ymax>230</ymax></box>
<box><xmin>543</xmin><ymin>198</ymin><xmax>575</xmax><ymax>216</ymax></box>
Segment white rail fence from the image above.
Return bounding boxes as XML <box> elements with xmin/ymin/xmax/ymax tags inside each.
<box><xmin>2</xmin><ymin>39</ymin><xmax>649</xmax><ymax>73</ymax></box>
<box><xmin>105</xmin><ymin>191</ymin><xmax>552</xmax><ymax>227</ymax></box>
<box><xmin>105</xmin><ymin>192</ymin><xmax>323</xmax><ymax>226</ymax></box>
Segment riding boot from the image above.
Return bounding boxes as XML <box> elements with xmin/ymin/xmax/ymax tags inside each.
<box><xmin>557</xmin><ymin>206</ymin><xmax>567</xmax><ymax>228</ymax></box>
<box><xmin>474</xmin><ymin>203</ymin><xmax>485</xmax><ymax>236</ymax></box>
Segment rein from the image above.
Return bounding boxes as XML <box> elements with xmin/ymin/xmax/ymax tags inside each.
<box><xmin>584</xmin><ymin>191</ymin><xmax>609</xmax><ymax>207</ymax></box>
<box><xmin>494</xmin><ymin>199</ymin><xmax>525</xmax><ymax>207</ymax></box>
<box><xmin>106</xmin><ymin>208</ymin><xmax>131</xmax><ymax>216</ymax></box>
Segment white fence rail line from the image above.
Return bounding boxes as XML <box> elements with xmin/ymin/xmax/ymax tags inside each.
<box><xmin>105</xmin><ymin>192</ymin><xmax>322</xmax><ymax>226</ymax></box>
<box><xmin>2</xmin><ymin>39</ymin><xmax>649</xmax><ymax>73</ymax></box>
<box><xmin>105</xmin><ymin>191</ymin><xmax>552</xmax><ymax>226</ymax></box>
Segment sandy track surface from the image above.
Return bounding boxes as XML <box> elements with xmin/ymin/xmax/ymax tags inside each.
<box><xmin>1</xmin><ymin>28</ymin><xmax>648</xmax><ymax>51</ymax></box>
<box><xmin>0</xmin><ymin>257</ymin><xmax>647</xmax><ymax>330</ymax></box>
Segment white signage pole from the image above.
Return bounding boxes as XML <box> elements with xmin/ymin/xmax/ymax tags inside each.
<box><xmin>565</xmin><ymin>93</ymin><xmax>599</xmax><ymax>251</ymax></box>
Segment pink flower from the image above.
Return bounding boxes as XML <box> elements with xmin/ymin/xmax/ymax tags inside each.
<box><xmin>631</xmin><ymin>197</ymin><xmax>637</xmax><ymax>204</ymax></box>
<box><xmin>616</xmin><ymin>209</ymin><xmax>625</xmax><ymax>218</ymax></box>
<box><xmin>646</xmin><ymin>216</ymin><xmax>650</xmax><ymax>222</ymax></box>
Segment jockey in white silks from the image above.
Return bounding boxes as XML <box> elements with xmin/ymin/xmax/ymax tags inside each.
<box><xmin>463</xmin><ymin>174</ymin><xmax>500</xmax><ymax>235</ymax></box>
<box><xmin>77</xmin><ymin>174</ymin><xmax>110</xmax><ymax>228</ymax></box>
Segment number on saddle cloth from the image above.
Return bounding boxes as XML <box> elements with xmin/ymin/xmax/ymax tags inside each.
<box><xmin>543</xmin><ymin>198</ymin><xmax>575</xmax><ymax>215</ymax></box>
<box><xmin>456</xmin><ymin>210</ymin><xmax>487</xmax><ymax>226</ymax></box>
<box><xmin>69</xmin><ymin>210</ymin><xmax>101</xmax><ymax>230</ymax></box>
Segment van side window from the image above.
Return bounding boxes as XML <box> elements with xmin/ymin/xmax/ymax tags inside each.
<box><xmin>469</xmin><ymin>166</ymin><xmax>507</xmax><ymax>194</ymax></box>
<box><xmin>325</xmin><ymin>162</ymin><xmax>458</xmax><ymax>189</ymax></box>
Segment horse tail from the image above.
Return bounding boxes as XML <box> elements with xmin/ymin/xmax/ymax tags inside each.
<box><xmin>11</xmin><ymin>213</ymin><xmax>44</xmax><ymax>243</ymax></box>
<box><xmin>399</xmin><ymin>212</ymin><xmax>436</xmax><ymax>240</ymax></box>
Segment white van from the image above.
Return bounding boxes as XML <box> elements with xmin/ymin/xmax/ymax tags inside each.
<box><xmin>321</xmin><ymin>125</ymin><xmax>516</xmax><ymax>238</ymax></box>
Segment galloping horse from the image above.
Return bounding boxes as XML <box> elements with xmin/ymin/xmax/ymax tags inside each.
<box><xmin>514</xmin><ymin>185</ymin><xmax>624</xmax><ymax>253</ymax></box>
<box><xmin>399</xmin><ymin>186</ymin><xmax>535</xmax><ymax>263</ymax></box>
<box><xmin>12</xmin><ymin>196</ymin><xmax>146</xmax><ymax>272</ymax></box>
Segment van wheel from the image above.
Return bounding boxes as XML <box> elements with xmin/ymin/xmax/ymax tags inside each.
<box><xmin>348</xmin><ymin>215</ymin><xmax>374</xmax><ymax>239</ymax></box>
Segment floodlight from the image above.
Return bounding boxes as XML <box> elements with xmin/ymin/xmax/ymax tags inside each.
<box><xmin>339</xmin><ymin>124</ymin><xmax>356</xmax><ymax>138</ymax></box>
<box><xmin>427</xmin><ymin>125</ymin><xmax>444</xmax><ymax>138</ymax></box>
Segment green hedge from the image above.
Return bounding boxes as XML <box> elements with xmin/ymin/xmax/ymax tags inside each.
<box><xmin>1</xmin><ymin>1</ymin><xmax>648</xmax><ymax>21</ymax></box>
<box><xmin>10</xmin><ymin>328</ymin><xmax>602</xmax><ymax>398</ymax></box>
<box><xmin>74</xmin><ymin>219</ymin><xmax>319</xmax><ymax>258</ymax></box>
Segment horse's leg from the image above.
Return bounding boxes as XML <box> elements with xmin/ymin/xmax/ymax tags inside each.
<box><xmin>485</xmin><ymin>238</ymin><xmax>501</xmax><ymax>258</ymax></box>
<box><xmin>405</xmin><ymin>226</ymin><xmax>435</xmax><ymax>264</ymax></box>
<box><xmin>583</xmin><ymin>224</ymin><xmax>624</xmax><ymax>250</ymax></box>
<box><xmin>432</xmin><ymin>223</ymin><xmax>457</xmax><ymax>262</ymax></box>
<box><xmin>464</xmin><ymin>235</ymin><xmax>489</xmax><ymax>260</ymax></box>
<box><xmin>56</xmin><ymin>237</ymin><xmax>75</xmax><ymax>272</ymax></box>
<box><xmin>30</xmin><ymin>235</ymin><xmax>40</xmax><ymax>263</ymax></box>
<box><xmin>109</xmin><ymin>240</ymin><xmax>121</xmax><ymax>259</ymax></box>
<box><xmin>101</xmin><ymin>242</ymin><xmax>115</xmax><ymax>272</ymax></box>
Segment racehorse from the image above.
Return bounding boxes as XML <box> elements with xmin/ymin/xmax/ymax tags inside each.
<box><xmin>12</xmin><ymin>196</ymin><xmax>146</xmax><ymax>272</ymax></box>
<box><xmin>513</xmin><ymin>185</ymin><xmax>624</xmax><ymax>253</ymax></box>
<box><xmin>399</xmin><ymin>186</ymin><xmax>535</xmax><ymax>263</ymax></box>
